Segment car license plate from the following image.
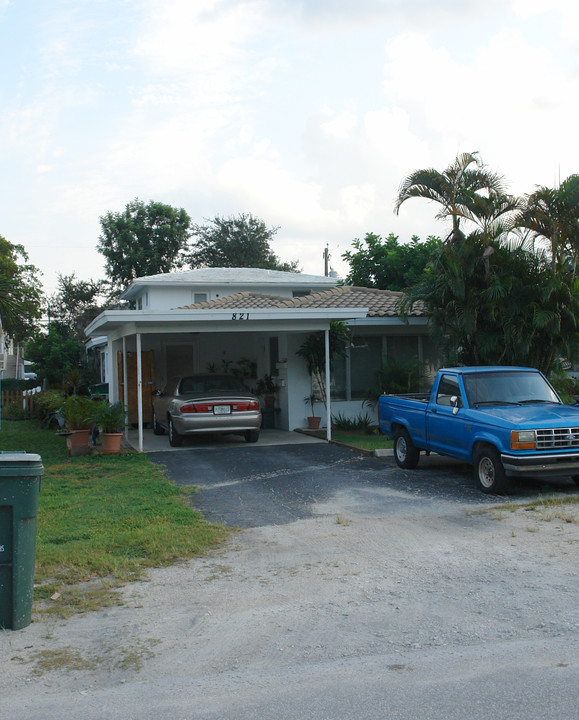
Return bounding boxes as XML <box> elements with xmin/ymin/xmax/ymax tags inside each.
<box><xmin>213</xmin><ymin>405</ymin><xmax>231</xmax><ymax>415</ymax></box>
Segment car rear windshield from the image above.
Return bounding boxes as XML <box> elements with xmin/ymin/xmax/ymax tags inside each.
<box><xmin>179</xmin><ymin>375</ymin><xmax>249</xmax><ymax>393</ymax></box>
<box><xmin>463</xmin><ymin>370</ymin><xmax>560</xmax><ymax>407</ymax></box>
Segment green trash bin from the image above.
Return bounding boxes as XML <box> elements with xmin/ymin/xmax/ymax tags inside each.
<box><xmin>0</xmin><ymin>452</ymin><xmax>44</xmax><ymax>630</ymax></box>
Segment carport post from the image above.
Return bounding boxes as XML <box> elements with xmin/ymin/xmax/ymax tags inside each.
<box><xmin>122</xmin><ymin>337</ymin><xmax>129</xmax><ymax>441</ymax></box>
<box><xmin>325</xmin><ymin>328</ymin><xmax>331</xmax><ymax>442</ymax></box>
<box><xmin>136</xmin><ymin>333</ymin><xmax>144</xmax><ymax>453</ymax></box>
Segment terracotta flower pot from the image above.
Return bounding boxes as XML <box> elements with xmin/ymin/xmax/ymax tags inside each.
<box><xmin>307</xmin><ymin>416</ymin><xmax>321</xmax><ymax>430</ymax></box>
<box><xmin>66</xmin><ymin>429</ymin><xmax>91</xmax><ymax>457</ymax></box>
<box><xmin>101</xmin><ymin>432</ymin><xmax>123</xmax><ymax>454</ymax></box>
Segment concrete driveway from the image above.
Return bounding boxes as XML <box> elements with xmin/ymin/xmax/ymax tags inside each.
<box><xmin>127</xmin><ymin>427</ymin><xmax>326</xmax><ymax>452</ymax></box>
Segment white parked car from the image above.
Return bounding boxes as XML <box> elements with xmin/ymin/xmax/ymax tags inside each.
<box><xmin>152</xmin><ymin>374</ymin><xmax>262</xmax><ymax>447</ymax></box>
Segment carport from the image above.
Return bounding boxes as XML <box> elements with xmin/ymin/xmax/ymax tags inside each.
<box><xmin>86</xmin><ymin>303</ymin><xmax>368</xmax><ymax>452</ymax></box>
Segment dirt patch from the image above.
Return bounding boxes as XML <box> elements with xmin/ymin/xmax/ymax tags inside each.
<box><xmin>2</xmin><ymin>497</ymin><xmax>578</xmax><ymax>703</ymax></box>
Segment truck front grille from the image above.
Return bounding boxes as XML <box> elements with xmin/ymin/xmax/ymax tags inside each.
<box><xmin>536</xmin><ymin>427</ymin><xmax>579</xmax><ymax>449</ymax></box>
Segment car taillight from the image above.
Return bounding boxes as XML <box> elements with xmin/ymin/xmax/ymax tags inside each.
<box><xmin>232</xmin><ymin>401</ymin><xmax>260</xmax><ymax>411</ymax></box>
<box><xmin>181</xmin><ymin>403</ymin><xmax>212</xmax><ymax>413</ymax></box>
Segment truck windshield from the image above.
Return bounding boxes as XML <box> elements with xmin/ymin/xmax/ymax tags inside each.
<box><xmin>463</xmin><ymin>371</ymin><xmax>560</xmax><ymax>407</ymax></box>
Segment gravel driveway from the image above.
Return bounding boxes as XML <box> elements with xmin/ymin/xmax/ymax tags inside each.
<box><xmin>2</xmin><ymin>444</ymin><xmax>578</xmax><ymax>719</ymax></box>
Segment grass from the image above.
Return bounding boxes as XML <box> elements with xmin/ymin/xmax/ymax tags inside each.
<box><xmin>478</xmin><ymin>495</ymin><xmax>579</xmax><ymax>525</ymax></box>
<box><xmin>0</xmin><ymin>419</ymin><xmax>229</xmax><ymax>617</ymax></box>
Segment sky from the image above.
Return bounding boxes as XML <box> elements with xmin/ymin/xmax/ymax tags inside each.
<box><xmin>1</xmin><ymin>0</ymin><xmax>578</xmax><ymax>296</ymax></box>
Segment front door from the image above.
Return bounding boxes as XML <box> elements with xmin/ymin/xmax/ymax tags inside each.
<box><xmin>117</xmin><ymin>351</ymin><xmax>155</xmax><ymax>424</ymax></box>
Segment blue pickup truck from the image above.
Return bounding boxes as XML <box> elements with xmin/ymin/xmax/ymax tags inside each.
<box><xmin>378</xmin><ymin>366</ymin><xmax>579</xmax><ymax>493</ymax></box>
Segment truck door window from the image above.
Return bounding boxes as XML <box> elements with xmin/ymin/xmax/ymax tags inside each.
<box><xmin>436</xmin><ymin>375</ymin><xmax>462</xmax><ymax>407</ymax></box>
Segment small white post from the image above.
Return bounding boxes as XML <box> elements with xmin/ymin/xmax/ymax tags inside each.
<box><xmin>325</xmin><ymin>328</ymin><xmax>331</xmax><ymax>442</ymax></box>
<box><xmin>136</xmin><ymin>333</ymin><xmax>144</xmax><ymax>453</ymax></box>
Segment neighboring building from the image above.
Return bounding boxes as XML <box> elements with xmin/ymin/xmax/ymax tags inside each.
<box><xmin>0</xmin><ymin>316</ymin><xmax>26</xmax><ymax>379</ymax></box>
<box><xmin>85</xmin><ymin>268</ymin><xmax>433</xmax><ymax>444</ymax></box>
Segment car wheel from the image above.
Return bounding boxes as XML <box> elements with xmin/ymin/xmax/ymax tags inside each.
<box><xmin>152</xmin><ymin>410</ymin><xmax>165</xmax><ymax>435</ymax></box>
<box><xmin>245</xmin><ymin>429</ymin><xmax>260</xmax><ymax>443</ymax></box>
<box><xmin>393</xmin><ymin>429</ymin><xmax>420</xmax><ymax>469</ymax></box>
<box><xmin>168</xmin><ymin>417</ymin><xmax>183</xmax><ymax>447</ymax></box>
<box><xmin>571</xmin><ymin>475</ymin><xmax>579</xmax><ymax>486</ymax></box>
<box><xmin>473</xmin><ymin>446</ymin><xmax>508</xmax><ymax>494</ymax></box>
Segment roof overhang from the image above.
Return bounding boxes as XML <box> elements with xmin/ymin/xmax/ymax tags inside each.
<box><xmin>347</xmin><ymin>316</ymin><xmax>429</xmax><ymax>327</ymax></box>
<box><xmin>86</xmin><ymin>307</ymin><xmax>369</xmax><ymax>341</ymax></box>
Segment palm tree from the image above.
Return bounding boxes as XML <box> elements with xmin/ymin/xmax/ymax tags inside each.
<box><xmin>394</xmin><ymin>151</ymin><xmax>507</xmax><ymax>243</ymax></box>
<box><xmin>516</xmin><ymin>174</ymin><xmax>579</xmax><ymax>274</ymax></box>
<box><xmin>400</xmin><ymin>234</ymin><xmax>579</xmax><ymax>375</ymax></box>
<box><xmin>462</xmin><ymin>192</ymin><xmax>524</xmax><ymax>244</ymax></box>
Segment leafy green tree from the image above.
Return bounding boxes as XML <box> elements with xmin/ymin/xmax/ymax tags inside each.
<box><xmin>25</xmin><ymin>325</ymin><xmax>88</xmax><ymax>389</ymax></box>
<box><xmin>516</xmin><ymin>174</ymin><xmax>579</xmax><ymax>274</ymax></box>
<box><xmin>394</xmin><ymin>151</ymin><xmax>507</xmax><ymax>243</ymax></box>
<box><xmin>188</xmin><ymin>213</ymin><xmax>299</xmax><ymax>271</ymax></box>
<box><xmin>342</xmin><ymin>233</ymin><xmax>442</xmax><ymax>290</ymax></box>
<box><xmin>98</xmin><ymin>198</ymin><xmax>191</xmax><ymax>294</ymax></box>
<box><xmin>401</xmin><ymin>236</ymin><xmax>579</xmax><ymax>375</ymax></box>
<box><xmin>48</xmin><ymin>274</ymin><xmax>106</xmax><ymax>341</ymax></box>
<box><xmin>0</xmin><ymin>235</ymin><xmax>42</xmax><ymax>341</ymax></box>
<box><xmin>26</xmin><ymin>274</ymin><xmax>105</xmax><ymax>388</ymax></box>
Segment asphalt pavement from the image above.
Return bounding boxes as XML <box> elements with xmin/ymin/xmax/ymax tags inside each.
<box><xmin>148</xmin><ymin>441</ymin><xmax>579</xmax><ymax>527</ymax></box>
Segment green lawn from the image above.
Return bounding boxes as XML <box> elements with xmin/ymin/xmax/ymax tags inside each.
<box><xmin>332</xmin><ymin>430</ymin><xmax>393</xmax><ymax>452</ymax></box>
<box><xmin>0</xmin><ymin>419</ymin><xmax>228</xmax><ymax>617</ymax></box>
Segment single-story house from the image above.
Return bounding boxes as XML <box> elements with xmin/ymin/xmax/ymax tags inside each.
<box><xmin>85</xmin><ymin>268</ymin><xmax>433</xmax><ymax>450</ymax></box>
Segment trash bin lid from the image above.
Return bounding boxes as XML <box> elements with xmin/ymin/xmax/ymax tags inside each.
<box><xmin>0</xmin><ymin>451</ymin><xmax>44</xmax><ymax>476</ymax></box>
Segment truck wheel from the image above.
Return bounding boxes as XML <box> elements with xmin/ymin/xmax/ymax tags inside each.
<box><xmin>393</xmin><ymin>429</ymin><xmax>420</xmax><ymax>469</ymax></box>
<box><xmin>473</xmin><ymin>446</ymin><xmax>507</xmax><ymax>494</ymax></box>
<box><xmin>168</xmin><ymin>417</ymin><xmax>183</xmax><ymax>447</ymax></box>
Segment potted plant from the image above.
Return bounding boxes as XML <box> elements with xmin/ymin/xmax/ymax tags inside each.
<box><xmin>304</xmin><ymin>393</ymin><xmax>321</xmax><ymax>430</ymax></box>
<box><xmin>61</xmin><ymin>395</ymin><xmax>94</xmax><ymax>456</ymax></box>
<box><xmin>91</xmin><ymin>401</ymin><xmax>127</xmax><ymax>454</ymax></box>
<box><xmin>255</xmin><ymin>374</ymin><xmax>277</xmax><ymax>409</ymax></box>
<box><xmin>297</xmin><ymin>322</ymin><xmax>350</xmax><ymax>429</ymax></box>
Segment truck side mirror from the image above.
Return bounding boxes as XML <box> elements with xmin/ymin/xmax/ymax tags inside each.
<box><xmin>451</xmin><ymin>395</ymin><xmax>460</xmax><ymax>415</ymax></box>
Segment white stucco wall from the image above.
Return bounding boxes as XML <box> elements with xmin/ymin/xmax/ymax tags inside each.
<box><xmin>141</xmin><ymin>281</ymin><xmax>334</xmax><ymax>311</ymax></box>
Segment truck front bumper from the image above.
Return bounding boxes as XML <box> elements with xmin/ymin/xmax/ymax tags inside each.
<box><xmin>501</xmin><ymin>452</ymin><xmax>579</xmax><ymax>477</ymax></box>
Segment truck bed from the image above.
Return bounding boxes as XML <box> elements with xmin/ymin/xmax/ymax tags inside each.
<box><xmin>381</xmin><ymin>392</ymin><xmax>430</xmax><ymax>403</ymax></box>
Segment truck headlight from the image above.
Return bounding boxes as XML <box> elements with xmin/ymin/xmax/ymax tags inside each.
<box><xmin>511</xmin><ymin>430</ymin><xmax>536</xmax><ymax>450</ymax></box>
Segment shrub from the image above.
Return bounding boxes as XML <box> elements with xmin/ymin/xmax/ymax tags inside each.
<box><xmin>332</xmin><ymin>411</ymin><xmax>375</xmax><ymax>433</ymax></box>
<box><xmin>90</xmin><ymin>401</ymin><xmax>127</xmax><ymax>433</ymax></box>
<box><xmin>61</xmin><ymin>395</ymin><xmax>94</xmax><ymax>430</ymax></box>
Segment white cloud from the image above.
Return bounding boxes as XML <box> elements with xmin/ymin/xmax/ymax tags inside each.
<box><xmin>218</xmin><ymin>154</ymin><xmax>339</xmax><ymax>228</ymax></box>
<box><xmin>133</xmin><ymin>0</ymin><xmax>266</xmax><ymax>74</ymax></box>
<box><xmin>340</xmin><ymin>184</ymin><xmax>375</xmax><ymax>225</ymax></box>
<box><xmin>320</xmin><ymin>110</ymin><xmax>358</xmax><ymax>140</ymax></box>
<box><xmin>379</xmin><ymin>28</ymin><xmax>579</xmax><ymax>194</ymax></box>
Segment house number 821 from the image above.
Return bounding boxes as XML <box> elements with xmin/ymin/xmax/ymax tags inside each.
<box><xmin>231</xmin><ymin>313</ymin><xmax>250</xmax><ymax>320</ymax></box>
